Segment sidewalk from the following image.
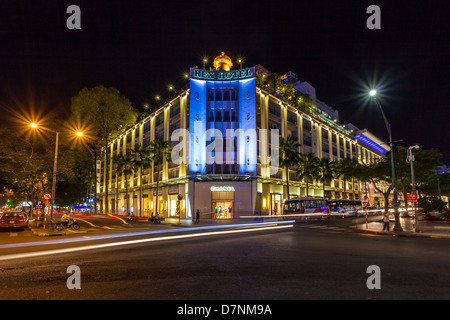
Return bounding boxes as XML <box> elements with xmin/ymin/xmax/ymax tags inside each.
<box><xmin>353</xmin><ymin>216</ymin><xmax>450</xmax><ymax>238</ymax></box>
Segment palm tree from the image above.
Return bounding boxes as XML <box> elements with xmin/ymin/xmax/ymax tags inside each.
<box><xmin>279</xmin><ymin>136</ymin><xmax>300</xmax><ymax>199</ymax></box>
<box><xmin>148</xmin><ymin>139</ymin><xmax>172</xmax><ymax>218</ymax></box>
<box><xmin>317</xmin><ymin>158</ymin><xmax>335</xmax><ymax>198</ymax></box>
<box><xmin>114</xmin><ymin>153</ymin><xmax>135</xmax><ymax>215</ymax></box>
<box><xmin>296</xmin><ymin>153</ymin><xmax>320</xmax><ymax>197</ymax></box>
<box><xmin>131</xmin><ymin>144</ymin><xmax>152</xmax><ymax>216</ymax></box>
<box><xmin>334</xmin><ymin>158</ymin><xmax>360</xmax><ymax>199</ymax></box>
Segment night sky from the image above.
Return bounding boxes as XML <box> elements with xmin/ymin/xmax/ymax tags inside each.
<box><xmin>1</xmin><ymin>0</ymin><xmax>449</xmax><ymax>163</ymax></box>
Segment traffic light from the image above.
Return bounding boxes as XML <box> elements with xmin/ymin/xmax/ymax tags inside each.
<box><xmin>6</xmin><ymin>199</ymin><xmax>12</xmax><ymax>207</ymax></box>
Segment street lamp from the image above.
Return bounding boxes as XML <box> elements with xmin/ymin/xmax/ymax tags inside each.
<box><xmin>369</xmin><ymin>89</ymin><xmax>403</xmax><ymax>232</ymax></box>
<box><xmin>30</xmin><ymin>123</ymin><xmax>83</xmax><ymax>231</ymax></box>
<box><xmin>407</xmin><ymin>145</ymin><xmax>420</xmax><ymax>232</ymax></box>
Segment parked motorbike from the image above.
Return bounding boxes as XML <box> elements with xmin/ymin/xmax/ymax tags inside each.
<box><xmin>55</xmin><ymin>218</ymin><xmax>80</xmax><ymax>231</ymax></box>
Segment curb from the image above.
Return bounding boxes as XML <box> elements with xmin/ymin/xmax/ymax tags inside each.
<box><xmin>29</xmin><ymin>226</ymin><xmax>89</xmax><ymax>237</ymax></box>
<box><xmin>350</xmin><ymin>226</ymin><xmax>450</xmax><ymax>239</ymax></box>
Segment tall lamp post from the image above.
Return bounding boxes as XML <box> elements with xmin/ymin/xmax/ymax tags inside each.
<box><xmin>369</xmin><ymin>90</ymin><xmax>403</xmax><ymax>232</ymax></box>
<box><xmin>30</xmin><ymin>123</ymin><xmax>82</xmax><ymax>231</ymax></box>
<box><xmin>407</xmin><ymin>145</ymin><xmax>420</xmax><ymax>232</ymax></box>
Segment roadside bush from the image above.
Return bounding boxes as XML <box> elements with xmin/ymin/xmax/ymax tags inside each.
<box><xmin>418</xmin><ymin>195</ymin><xmax>446</xmax><ymax>214</ymax></box>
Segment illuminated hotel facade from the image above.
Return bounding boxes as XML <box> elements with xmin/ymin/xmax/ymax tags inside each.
<box><xmin>98</xmin><ymin>53</ymin><xmax>389</xmax><ymax>219</ymax></box>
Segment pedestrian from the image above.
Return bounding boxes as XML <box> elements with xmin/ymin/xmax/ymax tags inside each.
<box><xmin>195</xmin><ymin>209</ymin><xmax>200</xmax><ymax>224</ymax></box>
<box><xmin>382</xmin><ymin>212</ymin><xmax>390</xmax><ymax>231</ymax></box>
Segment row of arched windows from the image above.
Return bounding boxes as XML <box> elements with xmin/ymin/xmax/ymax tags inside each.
<box><xmin>208</xmin><ymin>89</ymin><xmax>238</xmax><ymax>101</ymax></box>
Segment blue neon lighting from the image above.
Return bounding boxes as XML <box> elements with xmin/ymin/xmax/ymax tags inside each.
<box><xmin>354</xmin><ymin>134</ymin><xmax>388</xmax><ymax>154</ymax></box>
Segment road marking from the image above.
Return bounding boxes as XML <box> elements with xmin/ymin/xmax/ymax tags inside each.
<box><xmin>75</xmin><ymin>218</ymin><xmax>98</xmax><ymax>227</ymax></box>
<box><xmin>355</xmin><ymin>233</ymin><xmax>387</xmax><ymax>237</ymax></box>
<box><xmin>0</xmin><ymin>224</ymin><xmax>293</xmax><ymax>261</ymax></box>
<box><xmin>107</xmin><ymin>214</ymin><xmax>128</xmax><ymax>224</ymax></box>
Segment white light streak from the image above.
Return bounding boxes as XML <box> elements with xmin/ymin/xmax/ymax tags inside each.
<box><xmin>0</xmin><ymin>224</ymin><xmax>293</xmax><ymax>261</ymax></box>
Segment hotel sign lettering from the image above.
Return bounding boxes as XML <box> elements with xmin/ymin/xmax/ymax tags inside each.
<box><xmin>190</xmin><ymin>67</ymin><xmax>255</xmax><ymax>81</ymax></box>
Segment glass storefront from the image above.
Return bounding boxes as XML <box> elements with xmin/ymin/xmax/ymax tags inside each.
<box><xmin>212</xmin><ymin>190</ymin><xmax>234</xmax><ymax>219</ymax></box>
<box><xmin>271</xmin><ymin>193</ymin><xmax>282</xmax><ymax>215</ymax></box>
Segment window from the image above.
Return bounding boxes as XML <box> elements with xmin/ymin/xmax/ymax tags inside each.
<box><xmin>224</xmin><ymin>91</ymin><xmax>230</xmax><ymax>101</ymax></box>
<box><xmin>215</xmin><ymin>91</ymin><xmax>222</xmax><ymax>101</ymax></box>
<box><xmin>303</xmin><ymin>119</ymin><xmax>311</xmax><ymax>131</ymax></box>
<box><xmin>208</xmin><ymin>90</ymin><xmax>215</xmax><ymax>101</ymax></box>
<box><xmin>224</xmin><ymin>111</ymin><xmax>230</xmax><ymax>121</ymax></box>
<box><xmin>215</xmin><ymin>110</ymin><xmax>222</xmax><ymax>121</ymax></box>
<box><xmin>208</xmin><ymin>110</ymin><xmax>214</xmax><ymax>122</ymax></box>
<box><xmin>303</xmin><ymin>136</ymin><xmax>312</xmax><ymax>147</ymax></box>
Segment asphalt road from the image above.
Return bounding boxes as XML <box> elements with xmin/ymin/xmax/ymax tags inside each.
<box><xmin>0</xmin><ymin>221</ymin><xmax>449</xmax><ymax>301</ymax></box>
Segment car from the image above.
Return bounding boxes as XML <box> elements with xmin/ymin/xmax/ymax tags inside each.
<box><xmin>0</xmin><ymin>211</ymin><xmax>29</xmax><ymax>230</ymax></box>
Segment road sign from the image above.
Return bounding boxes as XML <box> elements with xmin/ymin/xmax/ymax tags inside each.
<box><xmin>43</xmin><ymin>199</ymin><xmax>51</xmax><ymax>205</ymax></box>
<box><xmin>406</xmin><ymin>193</ymin><xmax>418</xmax><ymax>203</ymax></box>
<box><xmin>35</xmin><ymin>200</ymin><xmax>44</xmax><ymax>209</ymax></box>
<box><xmin>362</xmin><ymin>197</ymin><xmax>370</xmax><ymax>206</ymax></box>
<box><xmin>42</xmin><ymin>193</ymin><xmax>52</xmax><ymax>200</ymax></box>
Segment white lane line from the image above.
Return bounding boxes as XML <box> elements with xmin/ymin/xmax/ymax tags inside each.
<box><xmin>0</xmin><ymin>224</ymin><xmax>293</xmax><ymax>261</ymax></box>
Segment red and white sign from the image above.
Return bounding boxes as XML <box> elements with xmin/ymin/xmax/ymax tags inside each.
<box><xmin>362</xmin><ymin>197</ymin><xmax>370</xmax><ymax>206</ymax></box>
<box><xmin>42</xmin><ymin>193</ymin><xmax>52</xmax><ymax>200</ymax></box>
<box><xmin>406</xmin><ymin>193</ymin><xmax>418</xmax><ymax>203</ymax></box>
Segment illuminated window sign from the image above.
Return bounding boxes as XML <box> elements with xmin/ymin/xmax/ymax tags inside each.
<box><xmin>210</xmin><ymin>186</ymin><xmax>236</xmax><ymax>192</ymax></box>
<box><xmin>190</xmin><ymin>67</ymin><xmax>255</xmax><ymax>81</ymax></box>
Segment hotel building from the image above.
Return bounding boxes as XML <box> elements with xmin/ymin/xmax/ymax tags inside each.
<box><xmin>98</xmin><ymin>52</ymin><xmax>389</xmax><ymax>219</ymax></box>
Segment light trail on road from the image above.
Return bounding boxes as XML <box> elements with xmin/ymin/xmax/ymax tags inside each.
<box><xmin>0</xmin><ymin>223</ymin><xmax>293</xmax><ymax>261</ymax></box>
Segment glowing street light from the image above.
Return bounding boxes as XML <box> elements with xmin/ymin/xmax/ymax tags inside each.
<box><xmin>368</xmin><ymin>89</ymin><xmax>402</xmax><ymax>232</ymax></box>
<box><xmin>29</xmin><ymin>123</ymin><xmax>83</xmax><ymax>231</ymax></box>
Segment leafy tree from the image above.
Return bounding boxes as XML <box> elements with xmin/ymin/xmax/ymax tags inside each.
<box><xmin>334</xmin><ymin>158</ymin><xmax>357</xmax><ymax>199</ymax></box>
<box><xmin>394</xmin><ymin>146</ymin><xmax>443</xmax><ymax>206</ymax></box>
<box><xmin>266</xmin><ymin>73</ymin><xmax>282</xmax><ymax>95</ymax></box>
<box><xmin>70</xmin><ymin>86</ymin><xmax>138</xmax><ymax>213</ymax></box>
<box><xmin>360</xmin><ymin>157</ymin><xmax>394</xmax><ymax>215</ymax></box>
<box><xmin>296</xmin><ymin>153</ymin><xmax>319</xmax><ymax>197</ymax></box>
<box><xmin>418</xmin><ymin>195</ymin><xmax>446</xmax><ymax>213</ymax></box>
<box><xmin>279</xmin><ymin>136</ymin><xmax>300</xmax><ymax>199</ymax></box>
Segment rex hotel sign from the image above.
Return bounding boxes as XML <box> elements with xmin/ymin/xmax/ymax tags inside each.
<box><xmin>190</xmin><ymin>67</ymin><xmax>255</xmax><ymax>81</ymax></box>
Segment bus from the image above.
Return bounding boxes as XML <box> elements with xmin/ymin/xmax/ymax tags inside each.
<box><xmin>327</xmin><ymin>199</ymin><xmax>362</xmax><ymax>216</ymax></box>
<box><xmin>282</xmin><ymin>197</ymin><xmax>330</xmax><ymax>221</ymax></box>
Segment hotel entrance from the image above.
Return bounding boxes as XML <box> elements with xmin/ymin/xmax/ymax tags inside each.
<box><xmin>211</xmin><ymin>187</ymin><xmax>235</xmax><ymax>219</ymax></box>
<box><xmin>271</xmin><ymin>193</ymin><xmax>282</xmax><ymax>215</ymax></box>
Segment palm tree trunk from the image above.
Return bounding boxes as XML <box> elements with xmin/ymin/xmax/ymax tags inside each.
<box><xmin>105</xmin><ymin>138</ymin><xmax>109</xmax><ymax>214</ymax></box>
<box><xmin>343</xmin><ymin>178</ymin><xmax>347</xmax><ymax>199</ymax></box>
<box><xmin>306</xmin><ymin>176</ymin><xmax>309</xmax><ymax>197</ymax></box>
<box><xmin>285</xmin><ymin>166</ymin><xmax>290</xmax><ymax>200</ymax></box>
<box><xmin>126</xmin><ymin>179</ymin><xmax>129</xmax><ymax>216</ymax></box>
<box><xmin>115</xmin><ymin>174</ymin><xmax>118</xmax><ymax>215</ymax></box>
<box><xmin>137</xmin><ymin>165</ymin><xmax>141</xmax><ymax>217</ymax></box>
<box><xmin>352</xmin><ymin>177</ymin><xmax>355</xmax><ymax>200</ymax></box>
<box><xmin>155</xmin><ymin>161</ymin><xmax>160</xmax><ymax>217</ymax></box>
